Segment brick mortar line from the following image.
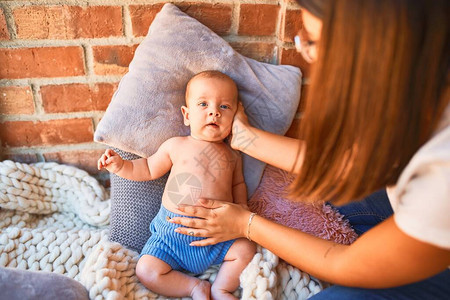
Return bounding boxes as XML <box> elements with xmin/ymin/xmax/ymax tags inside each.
<box><xmin>3</xmin><ymin>142</ymin><xmax>108</xmax><ymax>155</ymax></box>
<box><xmin>89</xmin><ymin>118</ymin><xmax>96</xmax><ymax>137</ymax></box>
<box><xmin>83</xmin><ymin>43</ymin><xmax>94</xmax><ymax>77</ymax></box>
<box><xmin>223</xmin><ymin>35</ymin><xmax>278</xmax><ymax>43</ymax></box>
<box><xmin>275</xmin><ymin>1</ymin><xmax>284</xmax><ymax>64</ymax></box>
<box><xmin>271</xmin><ymin>45</ymin><xmax>279</xmax><ymax>65</ymax></box>
<box><xmin>0</xmin><ymin>34</ymin><xmax>280</xmax><ymax>48</ymax></box>
<box><xmin>30</xmin><ymin>84</ymin><xmax>44</xmax><ymax>115</ymax></box>
<box><xmin>1</xmin><ymin>3</ymin><xmax>17</xmax><ymax>40</ymax></box>
<box><xmin>122</xmin><ymin>5</ymin><xmax>133</xmax><ymax>40</ymax></box>
<box><xmin>0</xmin><ymin>76</ymin><xmax>123</xmax><ymax>86</ymax></box>
<box><xmin>229</xmin><ymin>0</ymin><xmax>240</xmax><ymax>35</ymax></box>
<box><xmin>1</xmin><ymin>111</ymin><xmax>105</xmax><ymax>122</ymax></box>
<box><xmin>273</xmin><ymin>0</ymin><xmax>287</xmax><ymax>64</ymax></box>
<box><xmin>277</xmin><ymin>40</ymin><xmax>296</xmax><ymax>49</ymax></box>
<box><xmin>285</xmin><ymin>1</ymin><xmax>302</xmax><ymax>10</ymax></box>
<box><xmin>92</xmin><ymin>114</ymin><xmax>102</xmax><ymax>131</ymax></box>
<box><xmin>276</xmin><ymin>0</ymin><xmax>286</xmax><ymax>36</ymax></box>
<box><xmin>0</xmin><ymin>37</ymin><xmax>145</xmax><ymax>47</ymax></box>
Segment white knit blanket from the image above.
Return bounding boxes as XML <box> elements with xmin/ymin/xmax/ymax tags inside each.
<box><xmin>0</xmin><ymin>160</ymin><xmax>324</xmax><ymax>299</ymax></box>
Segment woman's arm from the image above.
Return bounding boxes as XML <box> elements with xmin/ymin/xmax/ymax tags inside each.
<box><xmin>231</xmin><ymin>152</ymin><xmax>248</xmax><ymax>209</ymax></box>
<box><xmin>172</xmin><ymin>199</ymin><xmax>450</xmax><ymax>288</ymax></box>
<box><xmin>248</xmin><ymin>214</ymin><xmax>450</xmax><ymax>288</ymax></box>
<box><xmin>231</xmin><ymin>103</ymin><xmax>304</xmax><ymax>174</ymax></box>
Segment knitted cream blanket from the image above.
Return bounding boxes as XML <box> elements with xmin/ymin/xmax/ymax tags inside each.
<box><xmin>0</xmin><ymin>160</ymin><xmax>324</xmax><ymax>299</ymax></box>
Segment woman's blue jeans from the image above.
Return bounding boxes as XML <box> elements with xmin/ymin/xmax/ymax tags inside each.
<box><xmin>311</xmin><ymin>189</ymin><xmax>450</xmax><ymax>299</ymax></box>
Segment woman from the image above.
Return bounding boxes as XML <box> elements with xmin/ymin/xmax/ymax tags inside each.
<box><xmin>169</xmin><ymin>0</ymin><xmax>450</xmax><ymax>298</ymax></box>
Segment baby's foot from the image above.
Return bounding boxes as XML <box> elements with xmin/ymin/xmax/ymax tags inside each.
<box><xmin>191</xmin><ymin>280</ymin><xmax>211</xmax><ymax>300</ymax></box>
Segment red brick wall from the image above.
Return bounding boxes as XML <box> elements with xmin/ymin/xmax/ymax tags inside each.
<box><xmin>0</xmin><ymin>0</ymin><xmax>309</xmax><ymax>185</ymax></box>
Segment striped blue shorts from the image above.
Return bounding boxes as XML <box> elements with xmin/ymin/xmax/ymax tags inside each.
<box><xmin>140</xmin><ymin>205</ymin><xmax>235</xmax><ymax>275</ymax></box>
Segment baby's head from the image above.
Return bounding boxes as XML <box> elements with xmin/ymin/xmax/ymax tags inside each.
<box><xmin>181</xmin><ymin>70</ymin><xmax>239</xmax><ymax>142</ymax></box>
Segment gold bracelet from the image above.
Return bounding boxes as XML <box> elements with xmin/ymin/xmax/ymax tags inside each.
<box><xmin>246</xmin><ymin>212</ymin><xmax>257</xmax><ymax>241</ymax></box>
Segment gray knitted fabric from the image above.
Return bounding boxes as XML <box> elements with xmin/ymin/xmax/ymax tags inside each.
<box><xmin>109</xmin><ymin>148</ymin><xmax>168</xmax><ymax>252</ymax></box>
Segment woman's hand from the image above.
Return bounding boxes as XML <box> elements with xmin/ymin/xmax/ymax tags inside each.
<box><xmin>230</xmin><ymin>102</ymin><xmax>252</xmax><ymax>151</ymax></box>
<box><xmin>169</xmin><ymin>198</ymin><xmax>252</xmax><ymax>246</ymax></box>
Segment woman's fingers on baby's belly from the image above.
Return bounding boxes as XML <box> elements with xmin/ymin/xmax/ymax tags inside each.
<box><xmin>169</xmin><ymin>215</ymin><xmax>206</xmax><ymax>228</ymax></box>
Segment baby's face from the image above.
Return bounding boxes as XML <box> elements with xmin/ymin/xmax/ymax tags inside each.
<box><xmin>182</xmin><ymin>76</ymin><xmax>238</xmax><ymax>142</ymax></box>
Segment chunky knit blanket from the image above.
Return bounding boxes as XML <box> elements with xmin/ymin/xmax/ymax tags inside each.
<box><xmin>0</xmin><ymin>160</ymin><xmax>356</xmax><ymax>299</ymax></box>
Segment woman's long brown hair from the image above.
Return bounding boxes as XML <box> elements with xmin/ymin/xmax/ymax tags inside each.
<box><xmin>291</xmin><ymin>0</ymin><xmax>449</xmax><ymax>204</ymax></box>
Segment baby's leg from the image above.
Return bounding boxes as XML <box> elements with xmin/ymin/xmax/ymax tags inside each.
<box><xmin>136</xmin><ymin>254</ymin><xmax>211</xmax><ymax>299</ymax></box>
<box><xmin>211</xmin><ymin>238</ymin><xmax>256</xmax><ymax>300</ymax></box>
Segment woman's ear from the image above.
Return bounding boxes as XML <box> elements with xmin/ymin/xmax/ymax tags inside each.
<box><xmin>181</xmin><ymin>106</ymin><xmax>190</xmax><ymax>126</ymax></box>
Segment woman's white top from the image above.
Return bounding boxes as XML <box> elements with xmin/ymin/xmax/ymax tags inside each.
<box><xmin>387</xmin><ymin>103</ymin><xmax>450</xmax><ymax>250</ymax></box>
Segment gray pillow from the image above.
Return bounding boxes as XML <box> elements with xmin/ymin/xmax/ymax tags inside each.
<box><xmin>94</xmin><ymin>3</ymin><xmax>302</xmax><ymax>197</ymax></box>
<box><xmin>109</xmin><ymin>148</ymin><xmax>168</xmax><ymax>252</ymax></box>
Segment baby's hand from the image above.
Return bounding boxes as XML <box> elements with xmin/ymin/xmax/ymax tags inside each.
<box><xmin>97</xmin><ymin>149</ymin><xmax>124</xmax><ymax>173</ymax></box>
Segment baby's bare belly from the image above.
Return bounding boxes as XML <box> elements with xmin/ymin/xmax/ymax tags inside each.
<box><xmin>161</xmin><ymin>167</ymin><xmax>233</xmax><ymax>214</ymax></box>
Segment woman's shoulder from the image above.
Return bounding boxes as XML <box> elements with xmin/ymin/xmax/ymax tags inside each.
<box><xmin>387</xmin><ymin>104</ymin><xmax>450</xmax><ymax>249</ymax></box>
<box><xmin>395</xmin><ymin>112</ymin><xmax>450</xmax><ymax>192</ymax></box>
<box><xmin>433</xmin><ymin>101</ymin><xmax>450</xmax><ymax>135</ymax></box>
<box><xmin>399</xmin><ymin>102</ymin><xmax>450</xmax><ymax>182</ymax></box>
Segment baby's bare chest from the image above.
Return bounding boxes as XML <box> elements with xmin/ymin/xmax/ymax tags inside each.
<box><xmin>173</xmin><ymin>142</ymin><xmax>236</xmax><ymax>184</ymax></box>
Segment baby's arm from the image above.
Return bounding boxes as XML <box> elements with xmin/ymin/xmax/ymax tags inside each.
<box><xmin>231</xmin><ymin>152</ymin><xmax>248</xmax><ymax>209</ymax></box>
<box><xmin>98</xmin><ymin>139</ymin><xmax>173</xmax><ymax>181</ymax></box>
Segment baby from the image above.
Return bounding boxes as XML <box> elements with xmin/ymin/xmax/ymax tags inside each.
<box><xmin>97</xmin><ymin>70</ymin><xmax>256</xmax><ymax>299</ymax></box>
